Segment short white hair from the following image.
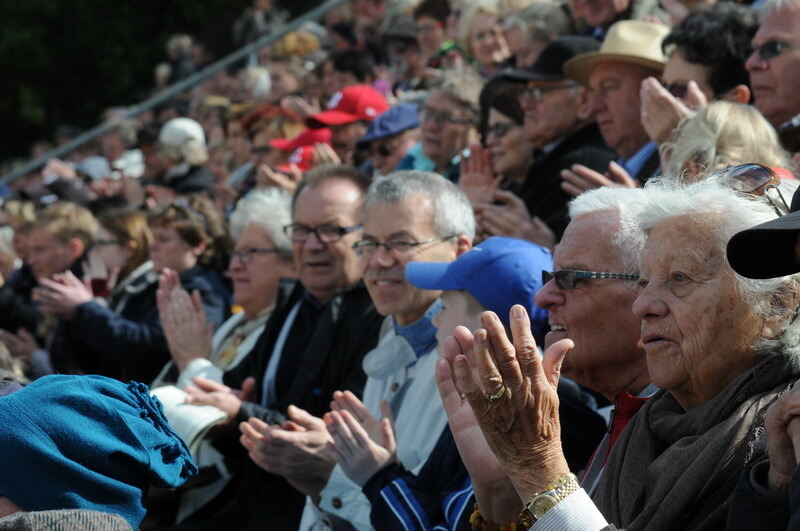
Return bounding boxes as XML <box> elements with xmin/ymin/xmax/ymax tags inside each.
<box><xmin>229</xmin><ymin>188</ymin><xmax>294</xmax><ymax>260</ymax></box>
<box><xmin>364</xmin><ymin>170</ymin><xmax>476</xmax><ymax>242</ymax></box>
<box><xmin>637</xmin><ymin>177</ymin><xmax>800</xmax><ymax>367</ymax></box>
<box><xmin>569</xmin><ymin>187</ymin><xmax>650</xmax><ymax>274</ymax></box>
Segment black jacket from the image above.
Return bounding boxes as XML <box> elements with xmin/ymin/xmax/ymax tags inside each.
<box><xmin>174</xmin><ymin>279</ymin><xmax>383</xmax><ymax>530</ymax></box>
<box><xmin>516</xmin><ymin>123</ymin><xmax>617</xmax><ymax>240</ymax></box>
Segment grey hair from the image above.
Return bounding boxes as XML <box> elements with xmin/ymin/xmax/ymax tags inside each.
<box><xmin>364</xmin><ymin>170</ymin><xmax>476</xmax><ymax>242</ymax></box>
<box><xmin>229</xmin><ymin>188</ymin><xmax>294</xmax><ymax>260</ymax></box>
<box><xmin>568</xmin><ymin>187</ymin><xmax>650</xmax><ymax>275</ymax></box>
<box><xmin>501</xmin><ymin>3</ymin><xmax>573</xmax><ymax>44</ymax></box>
<box><xmin>759</xmin><ymin>0</ymin><xmax>800</xmax><ymax>19</ymax></box>
<box><xmin>637</xmin><ymin>177</ymin><xmax>800</xmax><ymax>367</ymax></box>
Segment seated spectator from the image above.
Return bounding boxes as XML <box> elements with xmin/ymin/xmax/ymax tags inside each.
<box><xmin>356</xmin><ymin>103</ymin><xmax>420</xmax><ymax>178</ymax></box>
<box><xmin>155</xmin><ymin>118</ymin><xmax>215</xmax><ymax>195</ymax></box>
<box><xmin>306</xmin><ymin>85</ymin><xmax>389</xmax><ymax>165</ymax></box>
<box><xmin>266</xmin><ymin>58</ymin><xmax>307</xmax><ymax>104</ymax></box>
<box><xmin>382</xmin><ymin>15</ymin><xmax>429</xmax><ymax>93</ymax></box>
<box><xmin>334</xmin><ymin>237</ymin><xmax>603</xmax><ymax>529</ymax></box>
<box><xmin>661</xmin><ymin>102</ymin><xmax>795</xmax><ymax>181</ymax></box>
<box><xmin>412</xmin><ymin>0</ymin><xmax>449</xmax><ymax>65</ymax></box>
<box><xmin>400</xmin><ymin>70</ymin><xmax>481</xmax><ymax>181</ymax></box>
<box><xmin>0</xmin><ymin>374</ymin><xmax>196</xmax><ymax>530</ymax></box>
<box><xmin>560</xmin><ymin>21</ymin><xmax>669</xmax><ymax>194</ymax></box>
<box><xmin>570</xmin><ymin>0</ymin><xmax>667</xmax><ymax>38</ymax></box>
<box><xmin>449</xmin><ymin>178</ymin><xmax>800</xmax><ymax>530</ymax></box>
<box><xmin>330</xmin><ymin>49</ymin><xmax>378</xmax><ymax>91</ymax></box>
<box><xmin>241</xmin><ymin>170</ymin><xmax>475</xmax><ymax>530</ymax></box>
<box><xmin>745</xmin><ymin>0</ymin><xmax>800</xmax><ymax>133</ymax></box>
<box><xmin>459</xmin><ymin>0</ymin><xmax>511</xmax><ymax>77</ymax></box>
<box><xmin>640</xmin><ymin>3</ymin><xmax>757</xmax><ymax>145</ymax></box>
<box><xmin>501</xmin><ymin>2</ymin><xmax>573</xmax><ymax>68</ymax></box>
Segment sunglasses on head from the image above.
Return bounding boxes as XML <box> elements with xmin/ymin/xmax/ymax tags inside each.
<box><xmin>542</xmin><ymin>270</ymin><xmax>639</xmax><ymax>290</ymax></box>
<box><xmin>715</xmin><ymin>163</ymin><xmax>790</xmax><ymax>215</ymax></box>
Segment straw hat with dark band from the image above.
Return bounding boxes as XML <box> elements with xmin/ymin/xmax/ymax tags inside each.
<box><xmin>563</xmin><ymin>20</ymin><xmax>670</xmax><ymax>86</ymax></box>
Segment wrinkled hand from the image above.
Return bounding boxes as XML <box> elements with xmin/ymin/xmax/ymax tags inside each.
<box><xmin>640</xmin><ymin>77</ymin><xmax>702</xmax><ymax>144</ymax></box>
<box><xmin>437</xmin><ymin>328</ymin><xmax>521</xmax><ymax>523</ymax></box>
<box><xmin>475</xmin><ymin>191</ymin><xmax>556</xmax><ymax>249</ymax></box>
<box><xmin>451</xmin><ymin>306</ymin><xmax>573</xmax><ymax>503</ymax></box>
<box><xmin>157</xmin><ymin>273</ymin><xmax>212</xmax><ymax>372</ymax></box>
<box><xmin>184</xmin><ymin>376</ymin><xmax>256</xmax><ymax>421</ymax></box>
<box><xmin>256</xmin><ymin>163</ymin><xmax>302</xmax><ymax>194</ymax></box>
<box><xmin>239</xmin><ymin>405</ymin><xmax>335</xmax><ymax>496</ymax></box>
<box><xmin>560</xmin><ymin>162</ymin><xmax>638</xmax><ymax>197</ymax></box>
<box><xmin>33</xmin><ymin>272</ymin><xmax>94</xmax><ymax>318</ymax></box>
<box><xmin>459</xmin><ymin>144</ymin><xmax>501</xmax><ymax>205</ymax></box>
<box><xmin>765</xmin><ymin>382</ymin><xmax>800</xmax><ymax>493</ymax></box>
<box><xmin>326</xmin><ymin>407</ymin><xmax>397</xmax><ymax>486</ymax></box>
<box><xmin>0</xmin><ymin>328</ymin><xmax>38</xmax><ymax>360</ymax></box>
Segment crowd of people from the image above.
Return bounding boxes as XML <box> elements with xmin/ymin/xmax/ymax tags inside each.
<box><xmin>2</xmin><ymin>0</ymin><xmax>800</xmax><ymax>529</ymax></box>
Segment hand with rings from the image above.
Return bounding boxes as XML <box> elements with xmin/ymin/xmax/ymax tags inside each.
<box><xmin>446</xmin><ymin>304</ymin><xmax>575</xmax><ymax>503</ymax></box>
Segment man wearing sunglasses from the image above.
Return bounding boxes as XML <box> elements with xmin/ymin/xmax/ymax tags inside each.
<box><xmin>746</xmin><ymin>0</ymin><xmax>800</xmax><ymax>131</ymax></box>
<box><xmin>356</xmin><ymin>103</ymin><xmax>420</xmax><ymax>178</ymax></box>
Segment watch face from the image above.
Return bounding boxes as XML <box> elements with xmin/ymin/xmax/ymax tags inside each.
<box><xmin>532</xmin><ymin>494</ymin><xmax>558</xmax><ymax>518</ymax></box>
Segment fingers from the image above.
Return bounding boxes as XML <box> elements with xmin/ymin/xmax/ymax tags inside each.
<box><xmin>287</xmin><ymin>405</ymin><xmax>326</xmax><ymax>431</ymax></box>
<box><xmin>541</xmin><ymin>339</ymin><xmax>573</xmax><ymax>390</ymax></box>
<box><xmin>606</xmin><ymin>161</ymin><xmax>637</xmax><ymax>188</ymax></box>
<box><xmin>472</xmin><ymin>328</ymin><xmax>505</xmax><ymax>396</ymax></box>
<box><xmin>560</xmin><ymin>164</ymin><xmax>611</xmax><ymax>196</ymax></box>
<box><xmin>506</xmin><ymin>305</ymin><xmax>540</xmax><ymax>382</ymax></box>
<box><xmin>327</xmin><ymin>410</ymin><xmax>358</xmax><ymax>457</ymax></box>
<box><xmin>240</xmin><ymin>377</ymin><xmax>257</xmax><ymax>402</ymax></box>
<box><xmin>192</xmin><ymin>376</ymin><xmax>230</xmax><ymax>393</ymax></box>
<box><xmin>480</xmin><ymin>312</ymin><xmax>524</xmax><ymax>393</ymax></box>
<box><xmin>436</xmin><ymin>357</ymin><xmax>465</xmax><ymax>416</ymax></box>
<box><xmin>332</xmin><ymin>391</ymin><xmax>372</xmax><ymax>425</ymax></box>
<box><xmin>492</xmin><ymin>190</ymin><xmax>526</xmax><ymax>212</ymax></box>
<box><xmin>380</xmin><ymin>418</ymin><xmax>397</xmax><ymax>453</ymax></box>
<box><xmin>453</xmin><ymin>353</ymin><xmax>483</xmax><ymax>413</ymax></box>
<box><xmin>340</xmin><ymin>409</ymin><xmax>372</xmax><ymax>448</ymax></box>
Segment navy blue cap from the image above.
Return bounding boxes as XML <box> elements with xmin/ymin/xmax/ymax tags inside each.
<box><xmin>357</xmin><ymin>103</ymin><xmax>420</xmax><ymax>146</ymax></box>
<box><xmin>406</xmin><ymin>237</ymin><xmax>551</xmax><ymax>335</ymax></box>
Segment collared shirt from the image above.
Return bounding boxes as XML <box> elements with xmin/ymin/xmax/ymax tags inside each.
<box><xmin>392</xmin><ymin>299</ymin><xmax>442</xmax><ymax>360</ymax></box>
<box><xmin>616</xmin><ymin>141</ymin><xmax>658</xmax><ymax>180</ymax></box>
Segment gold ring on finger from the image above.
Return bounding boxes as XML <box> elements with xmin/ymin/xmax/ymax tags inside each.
<box><xmin>485</xmin><ymin>384</ymin><xmax>506</xmax><ymax>402</ymax></box>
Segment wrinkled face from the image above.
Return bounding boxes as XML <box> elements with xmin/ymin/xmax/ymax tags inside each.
<box><xmin>229</xmin><ymin>224</ymin><xmax>290</xmax><ymax>316</ymax></box>
<box><xmin>503</xmin><ymin>26</ymin><xmax>545</xmax><ymax>68</ymax></box>
<box><xmin>521</xmin><ymin>81</ymin><xmax>581</xmax><ymax>147</ymax></box>
<box><xmin>586</xmin><ymin>61</ymin><xmax>653</xmax><ymax>159</ymax></box>
<box><xmin>533</xmin><ymin>211</ymin><xmax>645</xmax><ymax>398</ymax></box>
<box><xmin>91</xmin><ymin>226</ymin><xmax>131</xmax><ymax>273</ymax></box>
<box><xmin>362</xmin><ymin>196</ymin><xmax>459</xmax><ymax>325</ymax></box>
<box><xmin>662</xmin><ymin>49</ymin><xmax>715</xmax><ymax>102</ymax></box>
<box><xmin>632</xmin><ymin>215</ymin><xmax>763</xmax><ymax>410</ymax></box>
<box><xmin>368</xmin><ymin>131</ymin><xmax>417</xmax><ymax>177</ymax></box>
<box><xmin>745</xmin><ymin>6</ymin><xmax>800</xmax><ymax>127</ymax></box>
<box><xmin>416</xmin><ymin>15</ymin><xmax>446</xmax><ymax>60</ymax></box>
<box><xmin>420</xmin><ymin>90</ymin><xmax>476</xmax><ymax>170</ymax></box>
<box><xmin>469</xmin><ymin>12</ymin><xmax>510</xmax><ymax>67</ymax></box>
<box><xmin>433</xmin><ymin>290</ymin><xmax>483</xmax><ymax>355</ymax></box>
<box><xmin>485</xmin><ymin>109</ymin><xmax>531</xmax><ymax>177</ymax></box>
<box><xmin>292</xmin><ymin>179</ymin><xmax>364</xmax><ymax>301</ymax></box>
<box><xmin>26</xmin><ymin>227</ymin><xmax>80</xmax><ymax>281</ymax></box>
<box><xmin>571</xmin><ymin>0</ymin><xmax>631</xmax><ymax>28</ymax></box>
<box><xmin>330</xmin><ymin>122</ymin><xmax>368</xmax><ymax>165</ymax></box>
<box><xmin>148</xmin><ymin>226</ymin><xmax>197</xmax><ymax>274</ymax></box>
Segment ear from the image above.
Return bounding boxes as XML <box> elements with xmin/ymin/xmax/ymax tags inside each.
<box><xmin>574</xmin><ymin>87</ymin><xmax>591</xmax><ymax>122</ymax></box>
<box><xmin>760</xmin><ymin>283</ymin><xmax>800</xmax><ymax>340</ymax></box>
<box><xmin>68</xmin><ymin>238</ymin><xmax>86</xmax><ymax>261</ymax></box>
<box><xmin>191</xmin><ymin>240</ymin><xmax>208</xmax><ymax>257</ymax></box>
<box><xmin>455</xmin><ymin>234</ymin><xmax>472</xmax><ymax>257</ymax></box>
<box><xmin>724</xmin><ymin>84</ymin><xmax>751</xmax><ymax>105</ymax></box>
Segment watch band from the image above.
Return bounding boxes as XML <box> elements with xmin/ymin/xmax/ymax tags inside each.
<box><xmin>518</xmin><ymin>472</ymin><xmax>579</xmax><ymax>528</ymax></box>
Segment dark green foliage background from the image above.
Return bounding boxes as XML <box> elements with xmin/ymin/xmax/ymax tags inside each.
<box><xmin>0</xmin><ymin>0</ymin><xmax>313</xmax><ymax>163</ymax></box>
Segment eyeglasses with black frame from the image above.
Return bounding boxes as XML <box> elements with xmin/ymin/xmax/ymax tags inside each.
<box><xmin>485</xmin><ymin>122</ymin><xmax>517</xmax><ymax>139</ymax></box>
<box><xmin>352</xmin><ymin>234</ymin><xmax>457</xmax><ymax>258</ymax></box>
<box><xmin>715</xmin><ymin>163</ymin><xmax>790</xmax><ymax>215</ymax></box>
<box><xmin>542</xmin><ymin>269</ymin><xmax>640</xmax><ymax>290</ymax></box>
<box><xmin>283</xmin><ymin>223</ymin><xmax>362</xmax><ymax>244</ymax></box>
<box><xmin>231</xmin><ymin>247</ymin><xmax>281</xmax><ymax>264</ymax></box>
<box><xmin>754</xmin><ymin>40</ymin><xmax>792</xmax><ymax>61</ymax></box>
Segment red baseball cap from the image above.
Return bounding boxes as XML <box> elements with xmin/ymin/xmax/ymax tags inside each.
<box><xmin>278</xmin><ymin>146</ymin><xmax>315</xmax><ymax>172</ymax></box>
<box><xmin>269</xmin><ymin>128</ymin><xmax>332</xmax><ymax>152</ymax></box>
<box><xmin>307</xmin><ymin>85</ymin><xmax>389</xmax><ymax>127</ymax></box>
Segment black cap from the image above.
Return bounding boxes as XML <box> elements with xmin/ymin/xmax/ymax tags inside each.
<box><xmin>383</xmin><ymin>15</ymin><xmax>419</xmax><ymax>43</ymax></box>
<box><xmin>501</xmin><ymin>36</ymin><xmax>601</xmax><ymax>83</ymax></box>
<box><xmin>727</xmin><ymin>187</ymin><xmax>800</xmax><ymax>279</ymax></box>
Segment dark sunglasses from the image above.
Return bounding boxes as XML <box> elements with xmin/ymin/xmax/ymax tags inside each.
<box><xmin>716</xmin><ymin>163</ymin><xmax>790</xmax><ymax>215</ymax></box>
<box><xmin>251</xmin><ymin>146</ymin><xmax>273</xmax><ymax>155</ymax></box>
<box><xmin>542</xmin><ymin>269</ymin><xmax>639</xmax><ymax>290</ymax></box>
<box><xmin>754</xmin><ymin>40</ymin><xmax>791</xmax><ymax>61</ymax></box>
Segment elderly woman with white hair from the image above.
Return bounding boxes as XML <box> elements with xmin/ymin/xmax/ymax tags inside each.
<box><xmin>439</xmin><ymin>174</ymin><xmax>800</xmax><ymax>530</ymax></box>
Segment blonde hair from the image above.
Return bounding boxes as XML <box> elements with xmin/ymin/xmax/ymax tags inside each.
<box><xmin>661</xmin><ymin>101</ymin><xmax>794</xmax><ymax>181</ymax></box>
<box><xmin>458</xmin><ymin>0</ymin><xmax>501</xmax><ymax>57</ymax></box>
<box><xmin>32</xmin><ymin>202</ymin><xmax>98</xmax><ymax>249</ymax></box>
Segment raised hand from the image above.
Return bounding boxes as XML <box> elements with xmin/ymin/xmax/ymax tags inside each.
<box><xmin>326</xmin><ymin>407</ymin><xmax>397</xmax><ymax>486</ymax></box>
<box><xmin>560</xmin><ymin>162</ymin><xmax>638</xmax><ymax>198</ymax></box>
<box><xmin>459</xmin><ymin>144</ymin><xmax>501</xmax><ymax>205</ymax></box>
<box><xmin>157</xmin><ymin>271</ymin><xmax>212</xmax><ymax>372</ymax></box>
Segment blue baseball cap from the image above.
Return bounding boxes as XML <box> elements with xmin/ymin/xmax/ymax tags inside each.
<box><xmin>406</xmin><ymin>237</ymin><xmax>551</xmax><ymax>336</ymax></box>
<box><xmin>357</xmin><ymin>103</ymin><xmax>420</xmax><ymax>146</ymax></box>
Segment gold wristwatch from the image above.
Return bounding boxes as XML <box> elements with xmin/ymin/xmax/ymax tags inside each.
<box><xmin>518</xmin><ymin>472</ymin><xmax>579</xmax><ymax>527</ymax></box>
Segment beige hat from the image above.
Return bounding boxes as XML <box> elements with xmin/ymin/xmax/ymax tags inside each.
<box><xmin>563</xmin><ymin>20</ymin><xmax>670</xmax><ymax>86</ymax></box>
